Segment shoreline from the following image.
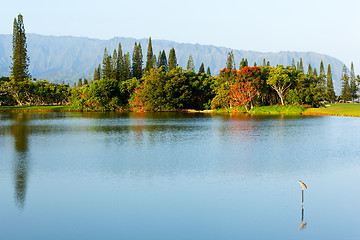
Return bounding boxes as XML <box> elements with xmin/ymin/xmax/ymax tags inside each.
<box><xmin>1</xmin><ymin>104</ymin><xmax>359</xmax><ymax>117</ymax></box>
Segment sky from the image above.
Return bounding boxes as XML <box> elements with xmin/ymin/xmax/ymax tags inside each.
<box><xmin>2</xmin><ymin>0</ymin><xmax>360</xmax><ymax>71</ymax></box>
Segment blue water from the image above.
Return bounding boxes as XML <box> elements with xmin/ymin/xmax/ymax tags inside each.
<box><xmin>0</xmin><ymin>112</ymin><xmax>359</xmax><ymax>239</ymax></box>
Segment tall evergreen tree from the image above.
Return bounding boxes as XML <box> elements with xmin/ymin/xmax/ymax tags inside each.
<box><xmin>341</xmin><ymin>64</ymin><xmax>351</xmax><ymax>101</ymax></box>
<box><xmin>350</xmin><ymin>62</ymin><xmax>358</xmax><ymax>101</ymax></box>
<box><xmin>318</xmin><ymin>60</ymin><xmax>326</xmax><ymax>92</ymax></box>
<box><xmin>239</xmin><ymin>58</ymin><xmax>248</xmax><ymax>69</ymax></box>
<box><xmin>226</xmin><ymin>51</ymin><xmax>235</xmax><ymax>69</ymax></box>
<box><xmin>168</xmin><ymin>47</ymin><xmax>177</xmax><ymax>71</ymax></box>
<box><xmin>145</xmin><ymin>37</ymin><xmax>153</xmax><ymax>72</ymax></box>
<box><xmin>157</xmin><ymin>50</ymin><xmax>167</xmax><ymax>72</ymax></box>
<box><xmin>116</xmin><ymin>43</ymin><xmax>123</xmax><ymax>81</ymax></box>
<box><xmin>102</xmin><ymin>48</ymin><xmax>112</xmax><ymax>79</ymax></box>
<box><xmin>110</xmin><ymin>49</ymin><xmax>118</xmax><ymax>80</ymax></box>
<box><xmin>11</xmin><ymin>14</ymin><xmax>30</xmax><ymax>81</ymax></box>
<box><xmin>94</xmin><ymin>67</ymin><xmax>100</xmax><ymax>81</ymax></box>
<box><xmin>313</xmin><ymin>68</ymin><xmax>318</xmax><ymax>77</ymax></box>
<box><xmin>187</xmin><ymin>55</ymin><xmax>195</xmax><ymax>72</ymax></box>
<box><xmin>299</xmin><ymin>58</ymin><xmax>304</xmax><ymax>73</ymax></box>
<box><xmin>291</xmin><ymin>58</ymin><xmax>296</xmax><ymax>69</ymax></box>
<box><xmin>206</xmin><ymin>67</ymin><xmax>211</xmax><ymax>76</ymax></box>
<box><xmin>78</xmin><ymin>78</ymin><xmax>83</xmax><ymax>87</ymax></box>
<box><xmin>132</xmin><ymin>42</ymin><xmax>143</xmax><ymax>79</ymax></box>
<box><xmin>319</xmin><ymin>60</ymin><xmax>325</xmax><ymax>76</ymax></box>
<box><xmin>266</xmin><ymin>61</ymin><xmax>270</xmax><ymax>67</ymax></box>
<box><xmin>326</xmin><ymin>64</ymin><xmax>336</xmax><ymax>102</ymax></box>
<box><xmin>97</xmin><ymin>64</ymin><xmax>102</xmax><ymax>80</ymax></box>
<box><xmin>254</xmin><ymin>62</ymin><xmax>257</xmax><ymax>67</ymax></box>
<box><xmin>151</xmin><ymin>55</ymin><xmax>157</xmax><ymax>69</ymax></box>
<box><xmin>198</xmin><ymin>63</ymin><xmax>205</xmax><ymax>74</ymax></box>
<box><xmin>262</xmin><ymin>58</ymin><xmax>266</xmax><ymax>67</ymax></box>
<box><xmin>123</xmin><ymin>52</ymin><xmax>131</xmax><ymax>80</ymax></box>
<box><xmin>307</xmin><ymin>64</ymin><xmax>313</xmax><ymax>76</ymax></box>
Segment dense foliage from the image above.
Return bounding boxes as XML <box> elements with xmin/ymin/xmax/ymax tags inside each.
<box><xmin>0</xmin><ymin>77</ymin><xmax>70</xmax><ymax>106</ymax></box>
<box><xmin>2</xmin><ymin>15</ymin><xmax>360</xmax><ymax>111</ymax></box>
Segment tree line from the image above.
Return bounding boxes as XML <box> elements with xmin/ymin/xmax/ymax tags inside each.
<box><xmin>1</xmin><ymin>14</ymin><xmax>359</xmax><ymax>111</ymax></box>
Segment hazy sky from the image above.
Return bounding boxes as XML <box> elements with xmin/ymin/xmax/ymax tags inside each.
<box><xmin>2</xmin><ymin>0</ymin><xmax>360</xmax><ymax>71</ymax></box>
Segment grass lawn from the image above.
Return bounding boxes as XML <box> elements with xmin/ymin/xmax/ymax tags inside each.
<box><xmin>303</xmin><ymin>103</ymin><xmax>360</xmax><ymax>117</ymax></box>
<box><xmin>249</xmin><ymin>105</ymin><xmax>307</xmax><ymax>114</ymax></box>
<box><xmin>0</xmin><ymin>105</ymin><xmax>75</xmax><ymax>112</ymax></box>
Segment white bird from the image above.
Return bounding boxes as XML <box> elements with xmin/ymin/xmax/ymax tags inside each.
<box><xmin>298</xmin><ymin>181</ymin><xmax>307</xmax><ymax>190</ymax></box>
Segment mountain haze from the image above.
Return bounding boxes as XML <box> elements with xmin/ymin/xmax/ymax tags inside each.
<box><xmin>0</xmin><ymin>34</ymin><xmax>345</xmax><ymax>93</ymax></box>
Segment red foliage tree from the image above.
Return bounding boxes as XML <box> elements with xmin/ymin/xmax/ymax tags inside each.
<box><xmin>229</xmin><ymin>66</ymin><xmax>263</xmax><ymax>111</ymax></box>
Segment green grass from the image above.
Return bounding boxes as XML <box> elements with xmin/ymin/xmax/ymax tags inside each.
<box><xmin>303</xmin><ymin>103</ymin><xmax>360</xmax><ymax>117</ymax></box>
<box><xmin>249</xmin><ymin>105</ymin><xmax>307</xmax><ymax>114</ymax></box>
<box><xmin>0</xmin><ymin>105</ymin><xmax>75</xmax><ymax>112</ymax></box>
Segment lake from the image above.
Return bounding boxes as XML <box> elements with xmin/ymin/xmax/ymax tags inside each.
<box><xmin>0</xmin><ymin>112</ymin><xmax>359</xmax><ymax>240</ymax></box>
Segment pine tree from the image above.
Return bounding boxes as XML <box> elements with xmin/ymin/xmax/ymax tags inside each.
<box><xmin>307</xmin><ymin>64</ymin><xmax>313</xmax><ymax>76</ymax></box>
<box><xmin>262</xmin><ymin>58</ymin><xmax>266</xmax><ymax>67</ymax></box>
<box><xmin>326</xmin><ymin>64</ymin><xmax>336</xmax><ymax>102</ymax></box>
<box><xmin>11</xmin><ymin>14</ymin><xmax>30</xmax><ymax>81</ymax></box>
<box><xmin>206</xmin><ymin>67</ymin><xmax>211</xmax><ymax>76</ymax></box>
<box><xmin>226</xmin><ymin>51</ymin><xmax>235</xmax><ymax>69</ymax></box>
<box><xmin>78</xmin><ymin>78</ymin><xmax>83</xmax><ymax>87</ymax></box>
<box><xmin>94</xmin><ymin>67</ymin><xmax>99</xmax><ymax>81</ymax></box>
<box><xmin>299</xmin><ymin>58</ymin><xmax>304</xmax><ymax>73</ymax></box>
<box><xmin>341</xmin><ymin>64</ymin><xmax>351</xmax><ymax>101</ymax></box>
<box><xmin>198</xmin><ymin>63</ymin><xmax>205</xmax><ymax>73</ymax></box>
<box><xmin>266</xmin><ymin>61</ymin><xmax>270</xmax><ymax>67</ymax></box>
<box><xmin>110</xmin><ymin>49</ymin><xmax>118</xmax><ymax>80</ymax></box>
<box><xmin>132</xmin><ymin>42</ymin><xmax>143</xmax><ymax>79</ymax></box>
<box><xmin>151</xmin><ymin>55</ymin><xmax>157</xmax><ymax>69</ymax></box>
<box><xmin>292</xmin><ymin>58</ymin><xmax>296</xmax><ymax>69</ymax></box>
<box><xmin>123</xmin><ymin>52</ymin><xmax>131</xmax><ymax>80</ymax></box>
<box><xmin>313</xmin><ymin>68</ymin><xmax>317</xmax><ymax>77</ymax></box>
<box><xmin>97</xmin><ymin>64</ymin><xmax>101</xmax><ymax>80</ymax></box>
<box><xmin>116</xmin><ymin>43</ymin><xmax>123</xmax><ymax>81</ymax></box>
<box><xmin>350</xmin><ymin>62</ymin><xmax>358</xmax><ymax>101</ymax></box>
<box><xmin>187</xmin><ymin>54</ymin><xmax>195</xmax><ymax>72</ymax></box>
<box><xmin>145</xmin><ymin>37</ymin><xmax>153</xmax><ymax>73</ymax></box>
<box><xmin>102</xmin><ymin>48</ymin><xmax>112</xmax><ymax>79</ymax></box>
<box><xmin>318</xmin><ymin>60</ymin><xmax>326</xmax><ymax>93</ymax></box>
<box><xmin>157</xmin><ymin>50</ymin><xmax>167</xmax><ymax>72</ymax></box>
<box><xmin>239</xmin><ymin>58</ymin><xmax>248</xmax><ymax>69</ymax></box>
<box><xmin>168</xmin><ymin>47</ymin><xmax>177</xmax><ymax>71</ymax></box>
<box><xmin>254</xmin><ymin>62</ymin><xmax>257</xmax><ymax>67</ymax></box>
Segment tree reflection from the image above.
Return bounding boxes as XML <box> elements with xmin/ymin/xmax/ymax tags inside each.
<box><xmin>10</xmin><ymin>113</ymin><xmax>30</xmax><ymax>209</ymax></box>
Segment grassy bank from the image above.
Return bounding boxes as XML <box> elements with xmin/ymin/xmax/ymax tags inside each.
<box><xmin>0</xmin><ymin>105</ymin><xmax>75</xmax><ymax>112</ymax></box>
<box><xmin>303</xmin><ymin>103</ymin><xmax>360</xmax><ymax>117</ymax></box>
<box><xmin>249</xmin><ymin>105</ymin><xmax>307</xmax><ymax>114</ymax></box>
<box><xmin>1</xmin><ymin>103</ymin><xmax>359</xmax><ymax>117</ymax></box>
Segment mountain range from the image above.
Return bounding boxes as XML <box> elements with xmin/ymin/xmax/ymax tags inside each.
<box><xmin>0</xmin><ymin>34</ymin><xmax>345</xmax><ymax>93</ymax></box>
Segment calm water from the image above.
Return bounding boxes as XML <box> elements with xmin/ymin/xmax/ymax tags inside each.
<box><xmin>0</xmin><ymin>112</ymin><xmax>359</xmax><ymax>240</ymax></box>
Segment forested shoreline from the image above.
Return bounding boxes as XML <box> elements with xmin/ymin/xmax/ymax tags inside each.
<box><xmin>1</xmin><ymin>14</ymin><xmax>359</xmax><ymax>112</ymax></box>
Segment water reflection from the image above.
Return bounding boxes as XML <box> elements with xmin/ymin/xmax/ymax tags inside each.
<box><xmin>298</xmin><ymin>206</ymin><xmax>307</xmax><ymax>230</ymax></box>
<box><xmin>9</xmin><ymin>113</ymin><xmax>30</xmax><ymax>209</ymax></box>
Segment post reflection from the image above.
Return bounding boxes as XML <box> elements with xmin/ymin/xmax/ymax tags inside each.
<box><xmin>298</xmin><ymin>206</ymin><xmax>307</xmax><ymax>231</ymax></box>
<box><xmin>10</xmin><ymin>113</ymin><xmax>30</xmax><ymax>209</ymax></box>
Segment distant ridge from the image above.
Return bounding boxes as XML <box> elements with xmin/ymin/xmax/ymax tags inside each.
<box><xmin>0</xmin><ymin>34</ymin><xmax>345</xmax><ymax>93</ymax></box>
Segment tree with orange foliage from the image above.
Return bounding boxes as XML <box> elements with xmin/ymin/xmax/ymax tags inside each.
<box><xmin>229</xmin><ymin>66</ymin><xmax>263</xmax><ymax>111</ymax></box>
